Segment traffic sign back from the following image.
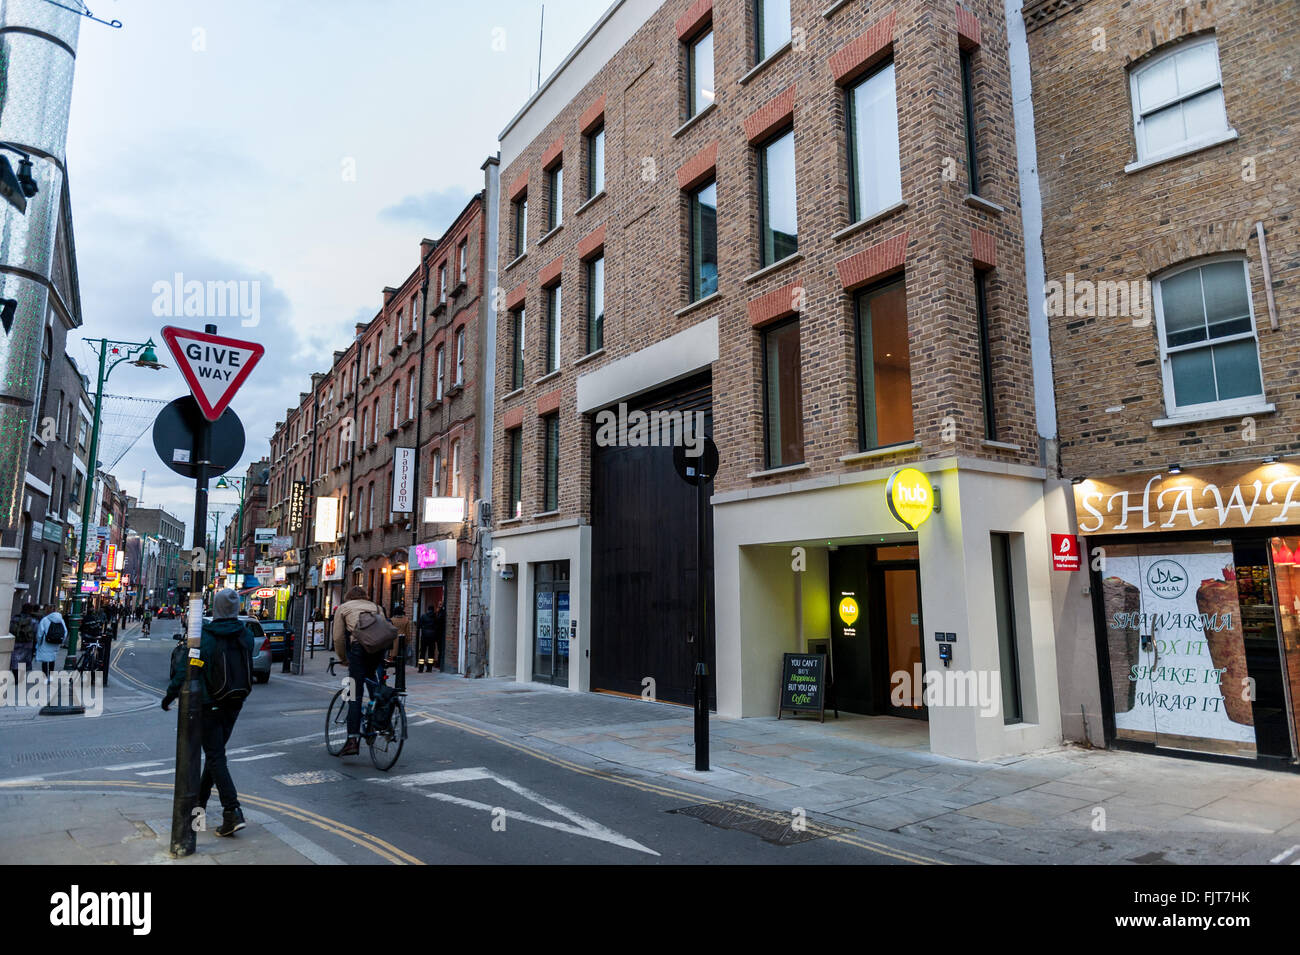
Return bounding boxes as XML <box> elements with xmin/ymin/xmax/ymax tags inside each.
<box><xmin>161</xmin><ymin>325</ymin><xmax>265</xmax><ymax>422</ymax></box>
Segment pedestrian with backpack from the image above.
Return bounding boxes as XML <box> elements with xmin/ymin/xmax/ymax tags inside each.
<box><xmin>162</xmin><ymin>589</ymin><xmax>254</xmax><ymax>837</ymax></box>
<box><xmin>35</xmin><ymin>605</ymin><xmax>67</xmax><ymax>677</ymax></box>
<box><xmin>9</xmin><ymin>603</ymin><xmax>38</xmax><ymax>680</ymax></box>
<box><xmin>331</xmin><ymin>585</ymin><xmax>397</xmax><ymax>757</ymax></box>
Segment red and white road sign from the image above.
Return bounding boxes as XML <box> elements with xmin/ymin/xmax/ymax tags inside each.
<box><xmin>1051</xmin><ymin>533</ymin><xmax>1081</xmax><ymax>571</ymax></box>
<box><xmin>160</xmin><ymin>326</ymin><xmax>265</xmax><ymax>422</ymax></box>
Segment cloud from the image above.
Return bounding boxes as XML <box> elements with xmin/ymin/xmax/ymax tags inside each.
<box><xmin>378</xmin><ymin>186</ymin><xmax>473</xmax><ymax>228</ymax></box>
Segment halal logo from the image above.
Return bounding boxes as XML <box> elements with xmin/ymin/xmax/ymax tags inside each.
<box><xmin>1146</xmin><ymin>559</ymin><xmax>1188</xmax><ymax>599</ymax></box>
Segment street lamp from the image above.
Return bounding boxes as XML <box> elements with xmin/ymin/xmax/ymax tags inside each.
<box><xmin>65</xmin><ymin>338</ymin><xmax>165</xmax><ymax>661</ymax></box>
<box><xmin>215</xmin><ymin>475</ymin><xmax>249</xmax><ymax>588</ymax></box>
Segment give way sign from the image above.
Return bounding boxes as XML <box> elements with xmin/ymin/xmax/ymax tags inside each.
<box><xmin>161</xmin><ymin>325</ymin><xmax>265</xmax><ymax>422</ymax></box>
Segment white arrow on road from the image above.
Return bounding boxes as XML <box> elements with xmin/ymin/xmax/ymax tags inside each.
<box><xmin>374</xmin><ymin>767</ymin><xmax>659</xmax><ymax>856</ymax></box>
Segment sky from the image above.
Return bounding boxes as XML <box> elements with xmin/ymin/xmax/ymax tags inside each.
<box><xmin>64</xmin><ymin>0</ymin><xmax>612</xmax><ymax>547</ymax></box>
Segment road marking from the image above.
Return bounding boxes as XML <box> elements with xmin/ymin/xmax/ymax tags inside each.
<box><xmin>1271</xmin><ymin>844</ymin><xmax>1300</xmax><ymax>864</ymax></box>
<box><xmin>136</xmin><ymin>769</ymin><xmax>174</xmax><ymax>777</ymax></box>
<box><xmin>104</xmin><ymin>761</ymin><xmax>164</xmax><ymax>771</ymax></box>
<box><xmin>377</xmin><ymin>766</ymin><xmax>659</xmax><ymax>856</ymax></box>
<box><xmin>230</xmin><ymin>752</ymin><xmax>285</xmax><ymax>763</ymax></box>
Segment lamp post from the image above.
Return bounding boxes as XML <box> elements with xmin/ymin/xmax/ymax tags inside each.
<box><xmin>65</xmin><ymin>339</ymin><xmax>164</xmax><ymax>661</ymax></box>
<box><xmin>215</xmin><ymin>475</ymin><xmax>248</xmax><ymax>588</ymax></box>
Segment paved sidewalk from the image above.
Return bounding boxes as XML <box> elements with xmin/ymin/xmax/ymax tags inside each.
<box><xmin>285</xmin><ymin>650</ymin><xmax>1300</xmax><ymax>865</ymax></box>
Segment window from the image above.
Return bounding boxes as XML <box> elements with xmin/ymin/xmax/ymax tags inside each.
<box><xmin>368</xmin><ymin>482</ymin><xmax>375</xmax><ymax>530</ymax></box>
<box><xmin>32</xmin><ymin>328</ymin><xmax>51</xmax><ymax>435</ymax></box>
<box><xmin>689</xmin><ymin>179</ymin><xmax>718</xmax><ymax>301</ymax></box>
<box><xmin>511</xmin><ymin>307</ymin><xmax>526</xmax><ymax>390</ymax></box>
<box><xmin>513</xmin><ymin>194</ymin><xmax>528</xmax><ymax>258</ymax></box>
<box><xmin>759</xmin><ymin>129</ymin><xmax>797</xmax><ymax>265</ymax></box>
<box><xmin>458</xmin><ymin>240</ymin><xmax>468</xmax><ymax>284</ymax></box>
<box><xmin>587</xmin><ymin>124</ymin><xmax>605</xmax><ymax>198</ymax></box>
<box><xmin>363</xmin><ymin>344</ymin><xmax>371</xmax><ymax>372</ymax></box>
<box><xmin>547</xmin><ymin>163</ymin><xmax>563</xmax><ymax>231</ymax></box>
<box><xmin>545</xmin><ymin>285</ymin><xmax>562</xmax><ymax>374</ymax></box>
<box><xmin>755</xmin><ymin>0</ymin><xmax>790</xmax><ymax>63</ymax></box>
<box><xmin>855</xmin><ymin>278</ymin><xmax>913</xmax><ymax>450</ymax></box>
<box><xmin>373</xmin><ymin>400</ymin><xmax>381</xmax><ymax>443</ymax></box>
<box><xmin>435</xmin><ymin>346</ymin><xmax>445</xmax><ymax>400</ymax></box>
<box><xmin>360</xmin><ymin>407</ymin><xmax>370</xmax><ymax>448</ymax></box>
<box><xmin>430</xmin><ymin>448</ymin><xmax>442</xmax><ymax>497</ymax></box>
<box><xmin>688</xmin><ymin>28</ymin><xmax>714</xmax><ymax>118</ymax></box>
<box><xmin>407</xmin><ymin>372</ymin><xmax>417</xmax><ymax>419</ymax></box>
<box><xmin>960</xmin><ymin>49</ymin><xmax>980</xmax><ymax>195</ymax></box>
<box><xmin>586</xmin><ymin>254</ymin><xmax>604</xmax><ymax>354</ymax></box>
<box><xmin>506</xmin><ymin>428</ymin><xmax>523</xmax><ymax>519</ymax></box>
<box><xmin>763</xmin><ymin>318</ymin><xmax>803</xmax><ymax>468</ymax></box>
<box><xmin>542</xmin><ymin>414</ymin><xmax>559</xmax><ymax>512</ymax></box>
<box><xmin>450</xmin><ymin>439</ymin><xmax>461</xmax><ymax>498</ymax></box>
<box><xmin>991</xmin><ymin>533</ymin><xmax>1024</xmax><ymax>724</ymax></box>
<box><xmin>1130</xmin><ymin>37</ymin><xmax>1230</xmax><ymax>162</ymax></box>
<box><xmin>410</xmin><ymin>298</ymin><xmax>419</xmax><ymax>334</ymax></box>
<box><xmin>848</xmin><ymin>62</ymin><xmax>902</xmax><ymax>221</ymax></box>
<box><xmin>77</xmin><ymin>417</ymin><xmax>87</xmax><ymax>450</ymax></box>
<box><xmin>974</xmin><ymin>270</ymin><xmax>996</xmax><ymax>440</ymax></box>
<box><xmin>71</xmin><ymin>470</ymin><xmax>82</xmax><ymax>506</ymax></box>
<box><xmin>455</xmin><ymin>327</ymin><xmax>465</xmax><ymax>386</ymax></box>
<box><xmin>439</xmin><ymin>265</ymin><xmax>447</xmax><ymax>304</ymax></box>
<box><xmin>391</xmin><ymin>384</ymin><xmax>400</xmax><ymax>429</ymax></box>
<box><xmin>1155</xmin><ymin>257</ymin><xmax>1263</xmax><ymax>414</ymax></box>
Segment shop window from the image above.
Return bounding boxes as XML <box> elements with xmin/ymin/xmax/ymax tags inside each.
<box><xmin>854</xmin><ymin>278</ymin><xmax>913</xmax><ymax>450</ymax></box>
<box><xmin>1129</xmin><ymin>36</ymin><xmax>1231</xmax><ymax>163</ymax></box>
<box><xmin>991</xmin><ymin>533</ymin><xmax>1024</xmax><ymax>724</ymax></box>
<box><xmin>758</xmin><ymin>128</ymin><xmax>797</xmax><ymax>266</ymax></box>
<box><xmin>754</xmin><ymin>0</ymin><xmax>790</xmax><ymax>63</ymax></box>
<box><xmin>1155</xmin><ymin>257</ymin><xmax>1263</xmax><ymax>417</ymax></box>
<box><xmin>847</xmin><ymin>61</ymin><xmax>902</xmax><ymax>222</ymax></box>
<box><xmin>762</xmin><ymin>316</ymin><xmax>803</xmax><ymax>469</ymax></box>
<box><xmin>689</xmin><ymin>179</ymin><xmax>718</xmax><ymax>301</ymax></box>
<box><xmin>687</xmin><ymin>27</ymin><xmax>714</xmax><ymax>119</ymax></box>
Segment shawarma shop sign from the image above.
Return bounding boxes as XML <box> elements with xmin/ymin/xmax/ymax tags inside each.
<box><xmin>1075</xmin><ymin>464</ymin><xmax>1300</xmax><ymax>535</ymax></box>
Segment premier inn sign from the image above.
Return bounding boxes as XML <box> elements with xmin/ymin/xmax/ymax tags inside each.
<box><xmin>1074</xmin><ymin>462</ymin><xmax>1300</xmax><ymax>535</ymax></box>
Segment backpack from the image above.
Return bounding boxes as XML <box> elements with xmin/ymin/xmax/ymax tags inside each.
<box><xmin>13</xmin><ymin>615</ymin><xmax>36</xmax><ymax>645</ymax></box>
<box><xmin>350</xmin><ymin>605</ymin><xmax>398</xmax><ymax>653</ymax></box>
<box><xmin>205</xmin><ymin>632</ymin><xmax>253</xmax><ymax>702</ymax></box>
<box><xmin>44</xmin><ymin>618</ymin><xmax>67</xmax><ymax>646</ymax></box>
<box><xmin>370</xmin><ymin>683</ymin><xmax>398</xmax><ymax>731</ymax></box>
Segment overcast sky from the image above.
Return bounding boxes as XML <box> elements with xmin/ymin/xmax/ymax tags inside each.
<box><xmin>65</xmin><ymin>0</ymin><xmax>611</xmax><ymax>547</ymax></box>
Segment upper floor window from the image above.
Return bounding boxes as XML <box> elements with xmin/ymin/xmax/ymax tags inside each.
<box><xmin>755</xmin><ymin>0</ymin><xmax>791</xmax><ymax>63</ymax></box>
<box><xmin>455</xmin><ymin>327</ymin><xmax>466</xmax><ymax>386</ymax></box>
<box><xmin>855</xmin><ymin>278</ymin><xmax>913</xmax><ymax>450</ymax></box>
<box><xmin>542</xmin><ymin>413</ymin><xmax>559</xmax><ymax>512</ymax></box>
<box><xmin>363</xmin><ymin>344</ymin><xmax>371</xmax><ymax>372</ymax></box>
<box><xmin>439</xmin><ymin>264</ymin><xmax>447</xmax><ymax>304</ymax></box>
<box><xmin>507</xmin><ymin>428</ymin><xmax>523</xmax><ymax>519</ymax></box>
<box><xmin>759</xmin><ymin>128</ymin><xmax>797</xmax><ymax>266</ymax></box>
<box><xmin>1130</xmin><ymin>37</ymin><xmax>1230</xmax><ymax>163</ymax></box>
<box><xmin>586</xmin><ymin>254</ymin><xmax>604</xmax><ymax>354</ymax></box>
<box><xmin>689</xmin><ymin>180</ymin><xmax>718</xmax><ymax>301</ymax></box>
<box><xmin>688</xmin><ymin>28</ymin><xmax>715</xmax><ymax>119</ymax></box>
<box><xmin>513</xmin><ymin>194</ymin><xmax>528</xmax><ymax>258</ymax></box>
<box><xmin>587</xmin><ymin>124</ymin><xmax>605</xmax><ymax>198</ymax></box>
<box><xmin>510</xmin><ymin>307</ymin><xmax>526</xmax><ymax>390</ymax></box>
<box><xmin>763</xmin><ymin>317</ymin><xmax>803</xmax><ymax>468</ymax></box>
<box><xmin>960</xmin><ymin>49</ymin><xmax>981</xmax><ymax>195</ymax></box>
<box><xmin>435</xmin><ymin>345</ymin><xmax>445</xmax><ymax>400</ymax></box>
<box><xmin>431</xmin><ymin>448</ymin><xmax>442</xmax><ymax>496</ymax></box>
<box><xmin>391</xmin><ymin>383</ymin><xmax>400</xmax><ymax>429</ymax></box>
<box><xmin>458</xmin><ymin>240</ymin><xmax>468</xmax><ymax>284</ymax></box>
<box><xmin>545</xmin><ymin>285</ymin><xmax>562</xmax><ymax>374</ymax></box>
<box><xmin>1155</xmin><ymin>257</ymin><xmax>1263</xmax><ymax>416</ymax></box>
<box><xmin>848</xmin><ymin>61</ymin><xmax>902</xmax><ymax>223</ymax></box>
<box><xmin>407</xmin><ymin>372</ymin><xmax>417</xmax><ymax>419</ymax></box>
<box><xmin>360</xmin><ymin>407</ymin><xmax>370</xmax><ymax>447</ymax></box>
<box><xmin>450</xmin><ymin>439</ymin><xmax>461</xmax><ymax>498</ymax></box>
<box><xmin>547</xmin><ymin>163</ymin><xmax>563</xmax><ymax>231</ymax></box>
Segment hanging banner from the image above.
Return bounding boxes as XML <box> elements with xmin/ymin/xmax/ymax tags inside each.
<box><xmin>289</xmin><ymin>479</ymin><xmax>307</xmax><ymax>532</ymax></box>
<box><xmin>314</xmin><ymin>497</ymin><xmax>339</xmax><ymax>543</ymax></box>
<box><xmin>392</xmin><ymin>447</ymin><xmax>415</xmax><ymax>513</ymax></box>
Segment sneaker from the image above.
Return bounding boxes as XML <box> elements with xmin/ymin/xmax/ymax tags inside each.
<box><xmin>216</xmin><ymin>808</ymin><xmax>245</xmax><ymax>837</ymax></box>
<box><xmin>338</xmin><ymin>736</ymin><xmax>361</xmax><ymax>757</ymax></box>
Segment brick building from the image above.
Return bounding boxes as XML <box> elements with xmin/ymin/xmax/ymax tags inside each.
<box><xmin>266</xmin><ymin>173</ymin><xmax>497</xmax><ymax>674</ymax></box>
<box><xmin>1025</xmin><ymin>0</ymin><xmax>1300</xmax><ymax>768</ymax></box>
<box><xmin>217</xmin><ymin>457</ymin><xmax>269</xmax><ymax>586</ymax></box>
<box><xmin>490</xmin><ymin>0</ymin><xmax>1064</xmax><ymax>760</ymax></box>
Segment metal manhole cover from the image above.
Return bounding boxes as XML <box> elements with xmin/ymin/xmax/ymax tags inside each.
<box><xmin>274</xmin><ymin>770</ymin><xmax>345</xmax><ymax>786</ymax></box>
<box><xmin>9</xmin><ymin>742</ymin><xmax>149</xmax><ymax>765</ymax></box>
<box><xmin>669</xmin><ymin>800</ymin><xmax>851</xmax><ymax>846</ymax></box>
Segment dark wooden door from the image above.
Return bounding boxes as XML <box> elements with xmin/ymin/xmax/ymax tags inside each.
<box><xmin>590</xmin><ymin>374</ymin><xmax>715</xmax><ymax>706</ymax></box>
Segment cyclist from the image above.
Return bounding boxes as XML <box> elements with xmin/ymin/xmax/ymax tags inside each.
<box><xmin>331</xmin><ymin>586</ymin><xmax>395</xmax><ymax>757</ymax></box>
<box><xmin>141</xmin><ymin>606</ymin><xmax>152</xmax><ymax>636</ymax></box>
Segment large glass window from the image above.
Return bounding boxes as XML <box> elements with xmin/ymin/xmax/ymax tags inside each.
<box><xmin>543</xmin><ymin>414</ymin><xmax>559</xmax><ymax>512</ymax></box>
<box><xmin>1130</xmin><ymin>36</ymin><xmax>1230</xmax><ymax>161</ymax></box>
<box><xmin>755</xmin><ymin>0</ymin><xmax>791</xmax><ymax>62</ymax></box>
<box><xmin>759</xmin><ymin>129</ymin><xmax>797</xmax><ymax>265</ymax></box>
<box><xmin>855</xmin><ymin>279</ymin><xmax>913</xmax><ymax>450</ymax></box>
<box><xmin>688</xmin><ymin>29</ymin><xmax>714</xmax><ymax>118</ymax></box>
<box><xmin>991</xmin><ymin>533</ymin><xmax>1023</xmax><ymax>725</ymax></box>
<box><xmin>586</xmin><ymin>254</ymin><xmax>604</xmax><ymax>354</ymax></box>
<box><xmin>689</xmin><ymin>180</ymin><xmax>718</xmax><ymax>301</ymax></box>
<box><xmin>545</xmin><ymin>285</ymin><xmax>562</xmax><ymax>374</ymax></box>
<box><xmin>547</xmin><ymin>163</ymin><xmax>563</xmax><ymax>231</ymax></box>
<box><xmin>762</xmin><ymin>318</ymin><xmax>803</xmax><ymax>469</ymax></box>
<box><xmin>848</xmin><ymin>62</ymin><xmax>902</xmax><ymax>221</ymax></box>
<box><xmin>1156</xmin><ymin>258</ymin><xmax>1262</xmax><ymax>414</ymax></box>
<box><xmin>587</xmin><ymin>124</ymin><xmax>605</xmax><ymax>198</ymax></box>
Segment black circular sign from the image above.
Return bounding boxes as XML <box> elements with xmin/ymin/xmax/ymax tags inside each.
<box><xmin>152</xmin><ymin>395</ymin><xmax>245</xmax><ymax>479</ymax></box>
<box><xmin>673</xmin><ymin>437</ymin><xmax>720</xmax><ymax>486</ymax></box>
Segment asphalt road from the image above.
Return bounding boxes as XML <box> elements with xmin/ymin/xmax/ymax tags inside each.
<box><xmin>0</xmin><ymin>624</ymin><xmax>965</xmax><ymax>865</ymax></box>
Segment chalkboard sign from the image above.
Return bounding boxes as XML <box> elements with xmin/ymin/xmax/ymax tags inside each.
<box><xmin>778</xmin><ymin>653</ymin><xmax>829</xmax><ymax>722</ymax></box>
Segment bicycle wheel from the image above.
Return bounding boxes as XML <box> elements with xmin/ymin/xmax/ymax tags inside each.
<box><xmin>369</xmin><ymin>698</ymin><xmax>406</xmax><ymax>772</ymax></box>
<box><xmin>325</xmin><ymin>689</ymin><xmax>350</xmax><ymax>756</ymax></box>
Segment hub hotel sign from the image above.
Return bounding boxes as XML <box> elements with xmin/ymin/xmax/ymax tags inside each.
<box><xmin>886</xmin><ymin>468</ymin><xmax>936</xmax><ymax>531</ymax></box>
<box><xmin>1074</xmin><ymin>463</ymin><xmax>1300</xmax><ymax>535</ymax></box>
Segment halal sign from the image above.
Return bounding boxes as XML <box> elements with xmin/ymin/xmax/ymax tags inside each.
<box><xmin>161</xmin><ymin>326</ymin><xmax>265</xmax><ymax>422</ymax></box>
<box><xmin>886</xmin><ymin>468</ymin><xmax>936</xmax><ymax>531</ymax></box>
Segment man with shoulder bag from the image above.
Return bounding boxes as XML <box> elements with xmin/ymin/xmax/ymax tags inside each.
<box><xmin>331</xmin><ymin>586</ymin><xmax>397</xmax><ymax>757</ymax></box>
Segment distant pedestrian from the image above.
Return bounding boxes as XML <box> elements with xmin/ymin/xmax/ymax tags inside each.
<box><xmin>416</xmin><ymin>602</ymin><xmax>442</xmax><ymax>673</ymax></box>
<box><xmin>34</xmin><ymin>605</ymin><xmax>67</xmax><ymax>677</ymax></box>
<box><xmin>391</xmin><ymin>606</ymin><xmax>412</xmax><ymax>668</ymax></box>
<box><xmin>163</xmin><ymin>588</ymin><xmax>254</xmax><ymax>837</ymax></box>
<box><xmin>9</xmin><ymin>603</ymin><xmax>38</xmax><ymax>679</ymax></box>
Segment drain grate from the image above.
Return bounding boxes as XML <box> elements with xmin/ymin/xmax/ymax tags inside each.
<box><xmin>9</xmin><ymin>742</ymin><xmax>149</xmax><ymax>765</ymax></box>
<box><xmin>669</xmin><ymin>799</ymin><xmax>852</xmax><ymax>846</ymax></box>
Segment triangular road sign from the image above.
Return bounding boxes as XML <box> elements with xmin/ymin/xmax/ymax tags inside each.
<box><xmin>160</xmin><ymin>325</ymin><xmax>265</xmax><ymax>422</ymax></box>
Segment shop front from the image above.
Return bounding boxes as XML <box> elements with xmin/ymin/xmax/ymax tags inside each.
<box><xmin>1076</xmin><ymin>463</ymin><xmax>1300</xmax><ymax>769</ymax></box>
<box><xmin>410</xmin><ymin>538</ymin><xmax>457</xmax><ymax>671</ymax></box>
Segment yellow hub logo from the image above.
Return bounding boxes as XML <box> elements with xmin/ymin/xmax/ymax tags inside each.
<box><xmin>886</xmin><ymin>468</ymin><xmax>935</xmax><ymax>530</ymax></box>
<box><xmin>838</xmin><ymin>597</ymin><xmax>859</xmax><ymax>626</ymax></box>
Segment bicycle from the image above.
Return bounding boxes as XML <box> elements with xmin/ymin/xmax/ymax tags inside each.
<box><xmin>325</xmin><ymin>663</ymin><xmax>407</xmax><ymax>771</ymax></box>
<box><xmin>75</xmin><ymin>636</ymin><xmax>105</xmax><ymax>678</ymax></box>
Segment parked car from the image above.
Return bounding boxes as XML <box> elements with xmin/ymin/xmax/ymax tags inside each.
<box><xmin>158</xmin><ymin>607</ymin><xmax>176</xmax><ymax>619</ymax></box>
<box><xmin>260</xmin><ymin>619</ymin><xmax>291</xmax><ymax>661</ymax></box>
<box><xmin>200</xmin><ymin>614</ymin><xmax>271</xmax><ymax>684</ymax></box>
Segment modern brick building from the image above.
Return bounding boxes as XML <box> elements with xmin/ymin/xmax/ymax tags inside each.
<box><xmin>266</xmin><ymin>171</ymin><xmax>498</xmax><ymax>674</ymax></box>
<box><xmin>1025</xmin><ymin>0</ymin><xmax>1300</xmax><ymax>768</ymax></box>
<box><xmin>490</xmin><ymin>0</ymin><xmax>1064</xmax><ymax>760</ymax></box>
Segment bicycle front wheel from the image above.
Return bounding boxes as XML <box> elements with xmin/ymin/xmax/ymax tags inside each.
<box><xmin>369</xmin><ymin>698</ymin><xmax>406</xmax><ymax>772</ymax></box>
<box><xmin>325</xmin><ymin>689</ymin><xmax>350</xmax><ymax>756</ymax></box>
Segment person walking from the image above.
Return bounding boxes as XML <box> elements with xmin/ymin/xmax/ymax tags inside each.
<box><xmin>331</xmin><ymin>586</ymin><xmax>394</xmax><ymax>757</ymax></box>
<box><xmin>34</xmin><ymin>604</ymin><xmax>67</xmax><ymax>678</ymax></box>
<box><xmin>8</xmin><ymin>603</ymin><xmax>37</xmax><ymax>680</ymax></box>
<box><xmin>391</xmin><ymin>605</ymin><xmax>412</xmax><ymax>670</ymax></box>
<box><xmin>416</xmin><ymin>601</ymin><xmax>442</xmax><ymax>673</ymax></box>
<box><xmin>162</xmin><ymin>588</ymin><xmax>254</xmax><ymax>837</ymax></box>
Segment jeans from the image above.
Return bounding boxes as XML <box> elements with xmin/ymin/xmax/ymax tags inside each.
<box><xmin>346</xmin><ymin>642</ymin><xmax>386</xmax><ymax>736</ymax></box>
<box><xmin>199</xmin><ymin>698</ymin><xmax>244</xmax><ymax>812</ymax></box>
